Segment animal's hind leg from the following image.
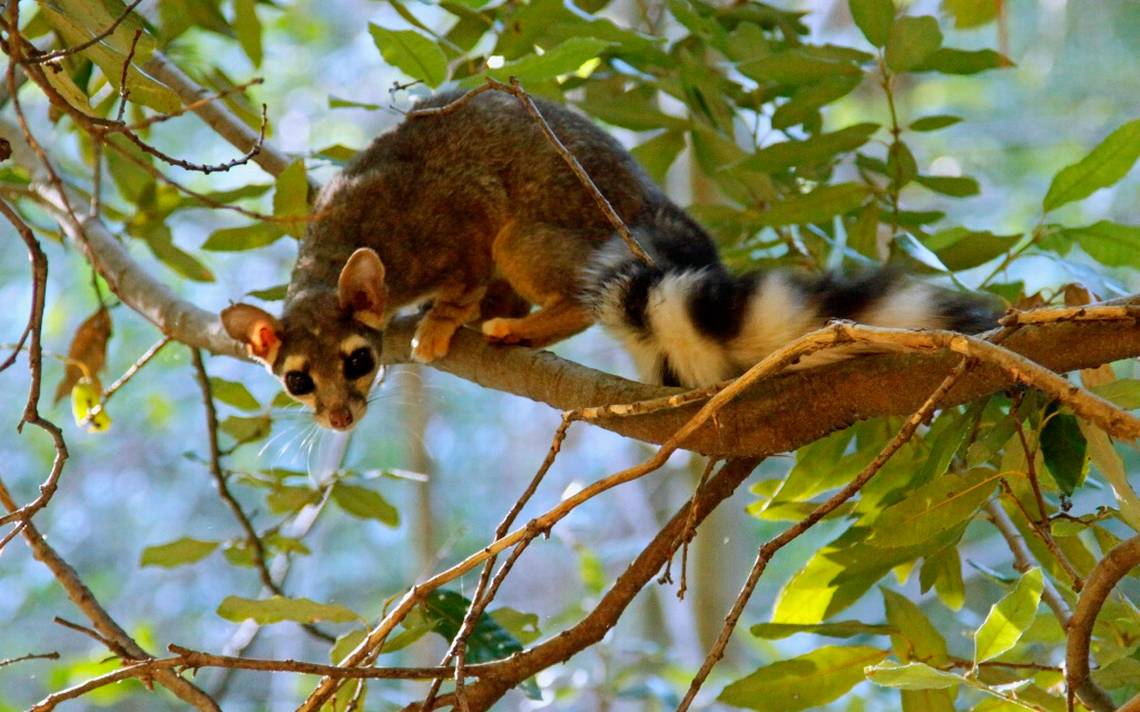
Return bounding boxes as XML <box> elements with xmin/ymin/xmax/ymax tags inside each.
<box><xmin>485</xmin><ymin>222</ymin><xmax>603</xmax><ymax>348</ymax></box>
<box><xmin>482</xmin><ymin>298</ymin><xmax>593</xmax><ymax>348</ymax></box>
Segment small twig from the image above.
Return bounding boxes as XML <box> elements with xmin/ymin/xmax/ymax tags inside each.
<box><xmin>983</xmin><ymin>500</ymin><xmax>1072</xmax><ymax>626</ymax></box>
<box><xmin>0</xmin><ymin>480</ymin><xmax>220</xmax><ymax>711</ymax></box>
<box><xmin>89</xmin><ymin>139</ymin><xmax>103</xmax><ymax>218</ymax></box>
<box><xmin>998</xmin><ymin>479</ymin><xmax>1085</xmax><ymax>591</ymax></box>
<box><xmin>675</xmin><ymin>357</ymin><xmax>973</xmax><ymax>711</ymax></box>
<box><xmin>115</xmin><ymin>29</ymin><xmax>142</xmax><ymax>122</ymax></box>
<box><xmin>422</xmin><ymin>414</ymin><xmax>574</xmax><ymax>710</ymax></box>
<box><xmin>189</xmin><ymin>350</ymin><xmax>335</xmax><ymax>644</ymax></box>
<box><xmin>408</xmin><ymin>77</ymin><xmax>655</xmax><ymax>266</ymax></box>
<box><xmin>26</xmin><ymin>0</ymin><xmax>146</xmax><ymax>64</ymax></box>
<box><xmin>127</xmin><ymin>77</ymin><xmax>265</xmax><ymax>132</ymax></box>
<box><xmin>84</xmin><ymin>336</ymin><xmax>170</xmax><ymax>420</ymax></box>
<box><xmin>1000</xmin><ymin>304</ymin><xmax>1140</xmax><ymax>327</ymax></box>
<box><xmin>677</xmin><ymin>457</ymin><xmax>718</xmax><ymax>600</ymax></box>
<box><xmin>1010</xmin><ymin>395</ymin><xmax>1050</xmax><ymax>524</ymax></box>
<box><xmin>118</xmin><ymin>103</ymin><xmax>268</xmax><ymax>174</ymax></box>
<box><xmin>54</xmin><ymin>616</ymin><xmax>127</xmax><ymax>658</ymax></box>
<box><xmin>170</xmin><ymin>644</ymin><xmax>495</xmax><ymax>679</ymax></box>
<box><xmin>0</xmin><ymin>650</ymin><xmax>60</xmax><ymax>668</ymax></box>
<box><xmin>1066</xmin><ymin>535</ymin><xmax>1140</xmax><ymax>712</ymax></box>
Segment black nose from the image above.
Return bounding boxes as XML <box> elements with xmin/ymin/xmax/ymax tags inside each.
<box><xmin>328</xmin><ymin>406</ymin><xmax>353</xmax><ymax>429</ymax></box>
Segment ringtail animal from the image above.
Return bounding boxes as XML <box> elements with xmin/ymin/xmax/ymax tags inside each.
<box><xmin>222</xmin><ymin>90</ymin><xmax>997</xmax><ymax>430</ymax></box>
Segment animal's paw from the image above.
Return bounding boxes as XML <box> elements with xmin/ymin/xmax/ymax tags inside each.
<box><xmin>411</xmin><ymin>319</ymin><xmax>455</xmax><ymax>363</ymax></box>
<box><xmin>481</xmin><ymin>318</ymin><xmax>524</xmax><ymax>345</ymax></box>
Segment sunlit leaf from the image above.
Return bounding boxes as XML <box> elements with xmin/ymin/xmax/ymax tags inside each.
<box><xmin>866</xmin><ymin>661</ymin><xmax>963</xmax><ymax>690</ymax></box>
<box><xmin>850</xmin><ymin>0</ymin><xmax>895</xmax><ymax>47</ymax></box>
<box><xmin>869</xmin><ymin>467</ymin><xmax>999</xmax><ymax>548</ymax></box>
<box><xmin>881</xmin><ymin>588</ymin><xmax>948</xmax><ymax>663</ymax></box>
<box><xmin>141</xmin><ymin>537</ymin><xmax>219</xmax><ymax>567</ymax></box>
<box><xmin>718</xmin><ymin>646</ymin><xmax>888</xmax><ymax>710</ymax></box>
<box><xmin>885</xmin><ymin>16</ymin><xmax>942</xmax><ymax>72</ymax></box>
<box><xmin>1044</xmin><ymin>120</ymin><xmax>1140</xmax><ymax>212</ymax></box>
<box><xmin>1060</xmin><ymin>221</ymin><xmax>1140</xmax><ymax>269</ymax></box>
<box><xmin>749</xmin><ymin>183</ymin><xmax>870</xmax><ymax>227</ymax></box>
<box><xmin>751</xmin><ymin>621</ymin><xmax>891</xmax><ymax>640</ymax></box>
<box><xmin>71</xmin><ymin>378</ymin><xmax>111</xmax><ymax>433</ymax></box>
<box><xmin>233</xmin><ymin>0</ymin><xmax>262</xmax><ymax>67</ymax></box>
<box><xmin>942</xmin><ymin>0</ymin><xmax>999</xmax><ymax>28</ymax></box>
<box><xmin>487</xmin><ymin>37</ymin><xmax>611</xmax><ymax>84</ymax></box>
<box><xmin>369</xmin><ymin>24</ymin><xmax>449</xmax><ymax>87</ymax></box>
<box><xmin>1091</xmin><ymin>379</ymin><xmax>1140</xmax><ymax>409</ymax></box>
<box><xmin>273</xmin><ymin>160</ymin><xmax>309</xmax><ymax>239</ymax></box>
<box><xmin>973</xmin><ymin>568</ymin><xmax>1043</xmax><ymax>664</ymax></box>
<box><xmin>217</xmin><ymin>595</ymin><xmax>360</xmax><ymax>625</ymax></box>
<box><xmin>915</xmin><ymin>48</ymin><xmax>1012</xmax><ymax>74</ymax></box>
<box><xmin>909</xmin><ymin>114</ymin><xmax>962</xmax><ymax>132</ymax></box>
<box><xmin>208</xmin><ymin>377</ymin><xmax>260</xmax><ymax>411</ymax></box>
<box><xmin>330</xmin><ymin>482</ymin><xmax>399</xmax><ymax>526</ymax></box>
<box><xmin>919</xmin><ymin>547</ymin><xmax>965</xmax><ymax>611</ymax></box>
<box><xmin>202</xmin><ymin>223</ymin><xmax>287</xmax><ymax>251</ymax></box>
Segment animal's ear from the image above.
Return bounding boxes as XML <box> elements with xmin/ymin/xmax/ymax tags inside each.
<box><xmin>221</xmin><ymin>303</ymin><xmax>283</xmax><ymax>364</ymax></box>
<box><xmin>338</xmin><ymin>247</ymin><xmax>387</xmax><ymax>330</ymax></box>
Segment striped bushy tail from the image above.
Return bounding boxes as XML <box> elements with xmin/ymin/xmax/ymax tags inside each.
<box><xmin>582</xmin><ymin>209</ymin><xmax>999</xmax><ymax>388</ymax></box>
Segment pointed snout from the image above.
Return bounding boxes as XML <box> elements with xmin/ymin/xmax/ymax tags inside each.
<box><xmin>327</xmin><ymin>405</ymin><xmax>354</xmax><ymax>430</ymax></box>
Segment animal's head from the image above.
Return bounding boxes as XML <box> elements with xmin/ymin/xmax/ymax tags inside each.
<box><xmin>222</xmin><ymin>248</ymin><xmax>387</xmax><ymax>431</ymax></box>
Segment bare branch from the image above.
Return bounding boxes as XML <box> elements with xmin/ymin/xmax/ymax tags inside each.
<box><xmin>1066</xmin><ymin>535</ymin><xmax>1140</xmax><ymax>712</ymax></box>
<box><xmin>0</xmin><ymin>482</ymin><xmax>220</xmax><ymax>711</ymax></box>
<box><xmin>0</xmin><ymin>651</ymin><xmax>60</xmax><ymax>668</ymax></box>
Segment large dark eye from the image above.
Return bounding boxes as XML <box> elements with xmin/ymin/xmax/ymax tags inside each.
<box><xmin>285</xmin><ymin>370</ymin><xmax>314</xmax><ymax>396</ymax></box>
<box><xmin>344</xmin><ymin>347</ymin><xmax>375</xmax><ymax>380</ymax></box>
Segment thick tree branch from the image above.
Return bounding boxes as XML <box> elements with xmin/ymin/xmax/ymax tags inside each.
<box><xmin>25</xmin><ymin>187</ymin><xmax>1140</xmax><ymax>455</ymax></box>
<box><xmin>1066</xmin><ymin>535</ymin><xmax>1140</xmax><ymax>712</ymax></box>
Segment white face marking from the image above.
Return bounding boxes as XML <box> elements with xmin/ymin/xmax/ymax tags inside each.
<box><xmin>338</xmin><ymin>334</ymin><xmax>371</xmax><ymax>357</ymax></box>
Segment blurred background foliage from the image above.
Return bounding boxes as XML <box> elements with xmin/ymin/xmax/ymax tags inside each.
<box><xmin>0</xmin><ymin>0</ymin><xmax>1138</xmax><ymax>709</ymax></box>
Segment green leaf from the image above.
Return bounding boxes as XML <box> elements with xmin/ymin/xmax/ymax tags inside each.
<box><xmin>489</xmin><ymin>607</ymin><xmax>542</xmax><ymax>644</ymax></box>
<box><xmin>630</xmin><ymin>130</ymin><xmax>686</xmax><ymax>184</ymax></box>
<box><xmin>208</xmin><ymin>377</ymin><xmax>260</xmax><ymax>411</ymax></box>
<box><xmin>329</xmin><ymin>96</ymin><xmax>382</xmax><ymax>111</ymax></box>
<box><xmin>750</xmin><ymin>621</ymin><xmax>891</xmax><ymax>640</ymax></box>
<box><xmin>718</xmin><ymin>645</ymin><xmax>888</xmax><ymax>710</ymax></box>
<box><xmin>247</xmin><ymin>284</ymin><xmax>287</xmax><ymax>301</ymax></box>
<box><xmin>1061</xmin><ymin>220</ymin><xmax>1140</xmax><ymax>268</ymax></box>
<box><xmin>331</xmin><ymin>482</ymin><xmax>399</xmax><ymax>526</ymax></box>
<box><xmin>888</xmin><ymin>140</ymin><xmax>918</xmax><ymax>187</ymax></box>
<box><xmin>1091</xmin><ymin>379</ymin><xmax>1140</xmax><ymax>409</ymax></box>
<box><xmin>850</xmin><ymin>0</ymin><xmax>895</xmax><ymax>47</ymax></box>
<box><xmin>847</xmin><ymin>201</ymin><xmax>881</xmax><ymax>259</ymax></box>
<box><xmin>973</xmin><ymin>568</ymin><xmax>1044</xmax><ymax>664</ymax></box>
<box><xmin>216</xmin><ymin>595</ymin><xmax>360</xmax><ymax>625</ymax></box>
<box><xmin>771</xmin><ymin>74</ymin><xmax>863</xmax><ymax>130</ymax></box>
<box><xmin>920</xmin><ymin>547</ymin><xmax>965</xmax><ymax>611</ymax></box>
<box><xmin>869</xmin><ymin>467</ymin><xmax>1000</xmax><ymax>548</ymax></box>
<box><xmin>910</xmin><ymin>114</ymin><xmax>962</xmax><ymax>132</ymax></box>
<box><xmin>266</xmin><ymin>485</ymin><xmax>320</xmax><ymax>515</ymax></box>
<box><xmin>140</xmin><ymin>537</ymin><xmax>218</xmax><ymax>568</ymax></box>
<box><xmin>885</xmin><ymin>16</ymin><xmax>942</xmax><ymax>72</ymax></box>
<box><xmin>1043</xmin><ymin>120</ymin><xmax>1140</xmax><ymax>212</ymax></box>
<box><xmin>741</xmin><ymin>123</ymin><xmax>879</xmax><ymax>174</ymax></box>
<box><xmin>488</xmin><ymin>37</ymin><xmax>611</xmax><ymax>84</ymax></box>
<box><xmin>923</xmin><ymin>228</ymin><xmax>1020</xmax><ymax>270</ymax></box>
<box><xmin>942</xmin><ymin>0</ymin><xmax>999</xmax><ymax>28</ymax></box>
<box><xmin>220</xmin><ymin>415</ymin><xmax>271</xmax><ymax>445</ymax></box>
<box><xmin>738</xmin><ymin>49</ymin><xmax>861</xmax><ymax>86</ymax></box>
<box><xmin>369</xmin><ymin>24</ymin><xmax>449</xmax><ymax>88</ymax></box>
<box><xmin>1080</xmin><ymin>423</ymin><xmax>1140</xmax><ymax>530</ymax></box>
<box><xmin>916</xmin><ymin>175</ymin><xmax>980</xmax><ymax>197</ymax></box>
<box><xmin>233</xmin><ymin>0</ymin><xmax>262</xmax><ymax>67</ymax></box>
<box><xmin>330</xmin><ymin>628</ymin><xmax>367</xmax><ymax>664</ymax></box>
<box><xmin>1040</xmin><ymin>407</ymin><xmax>1088</xmax><ymax>496</ymax></box>
<box><xmin>915</xmin><ymin>48</ymin><xmax>1012</xmax><ymax>75</ymax></box>
<box><xmin>273</xmin><ymin>160</ymin><xmax>309</xmax><ymax>239</ymax></box>
<box><xmin>749</xmin><ymin>183</ymin><xmax>870</xmax><ymax>227</ymax></box>
<box><xmin>420</xmin><ymin>590</ymin><xmax>540</xmax><ymax>699</ymax></box>
<box><xmin>202</xmin><ymin>223</ymin><xmax>287</xmax><ymax>251</ymax></box>
<box><xmin>146</xmin><ymin>232</ymin><xmax>215</xmax><ymax>282</ymax></box>
<box><xmin>881</xmin><ymin>588</ymin><xmax>949</xmax><ymax>664</ymax></box>
<box><xmin>866</xmin><ymin>661</ymin><xmax>963</xmax><ymax>690</ymax></box>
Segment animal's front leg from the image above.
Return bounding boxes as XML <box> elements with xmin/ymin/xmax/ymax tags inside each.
<box><xmin>411</xmin><ymin>281</ymin><xmax>486</xmax><ymax>363</ymax></box>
